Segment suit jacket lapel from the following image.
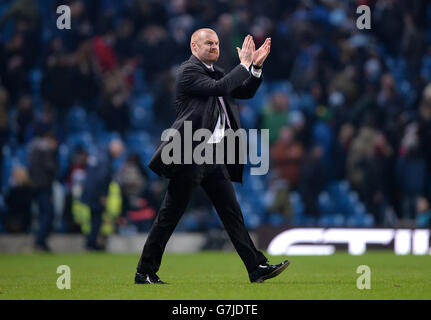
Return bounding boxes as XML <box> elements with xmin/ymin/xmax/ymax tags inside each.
<box><xmin>188</xmin><ymin>54</ymin><xmax>240</xmax><ymax>130</ymax></box>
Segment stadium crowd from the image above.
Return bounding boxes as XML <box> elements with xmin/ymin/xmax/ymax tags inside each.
<box><xmin>1</xmin><ymin>0</ymin><xmax>431</xmax><ymax>247</ymax></box>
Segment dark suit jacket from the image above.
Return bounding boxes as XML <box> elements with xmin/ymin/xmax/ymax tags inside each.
<box><xmin>148</xmin><ymin>54</ymin><xmax>263</xmax><ymax>184</ymax></box>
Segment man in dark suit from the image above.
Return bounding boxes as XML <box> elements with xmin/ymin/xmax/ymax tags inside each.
<box><xmin>135</xmin><ymin>29</ymin><xmax>289</xmax><ymax>284</ymax></box>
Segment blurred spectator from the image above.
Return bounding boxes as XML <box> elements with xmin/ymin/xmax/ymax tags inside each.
<box><xmin>144</xmin><ymin>179</ymin><xmax>166</xmax><ymax>215</ymax></box>
<box><xmin>396</xmin><ymin>124</ymin><xmax>427</xmax><ymax>220</ymax></box>
<box><xmin>0</xmin><ymin>1</ymin><xmax>42</xmax><ymax>75</ymax></box>
<box><xmin>14</xmin><ymin>94</ymin><xmax>34</xmax><ymax>145</ymax></box>
<box><xmin>333</xmin><ymin>123</ymin><xmax>355</xmax><ymax>180</ymax></box>
<box><xmin>377</xmin><ymin>73</ymin><xmax>404</xmax><ymax>129</ymax></box>
<box><xmin>312</xmin><ymin>113</ymin><xmax>334</xmax><ymax>169</ymax></box>
<box><xmin>401</xmin><ymin>13</ymin><xmax>425</xmax><ymax>85</ymax></box>
<box><xmin>271</xmin><ymin>126</ymin><xmax>305</xmax><ymax>190</ymax></box>
<box><xmin>289</xmin><ymin>109</ymin><xmax>308</xmax><ymax>146</ymax></box>
<box><xmin>98</xmin><ymin>71</ymin><xmax>131</xmax><ymax>136</ymax></box>
<box><xmin>290</xmin><ymin>31</ymin><xmax>321</xmax><ymax>91</ymax></box>
<box><xmin>348</xmin><ymin>83</ymin><xmax>382</xmax><ymax>128</ymax></box>
<box><xmin>0</xmin><ymin>33</ymin><xmax>31</xmax><ymax>103</ymax></box>
<box><xmin>59</xmin><ymin>0</ymin><xmax>94</xmax><ymax>52</ymax></box>
<box><xmin>265</xmin><ymin>176</ymin><xmax>292</xmax><ymax>224</ymax></box>
<box><xmin>93</xmin><ymin>27</ymin><xmax>118</xmax><ymax>73</ymax></box>
<box><xmin>215</xmin><ymin>13</ymin><xmax>240</xmax><ymax>72</ymax></box>
<box><xmin>374</xmin><ymin>0</ymin><xmax>404</xmax><ymax>56</ymax></box>
<box><xmin>135</xmin><ymin>25</ymin><xmax>176</xmax><ymax>84</ymax></box>
<box><xmin>127</xmin><ymin>0</ymin><xmax>168</xmax><ymax>32</ymax></box>
<box><xmin>35</xmin><ymin>103</ymin><xmax>56</xmax><ymax>138</ymax></box>
<box><xmin>361</xmin><ymin>132</ymin><xmax>393</xmax><ymax>224</ymax></box>
<box><xmin>28</xmin><ymin>131</ymin><xmax>59</xmax><ymax>251</ymax></box>
<box><xmin>0</xmin><ymin>86</ymin><xmax>9</xmax><ymax>184</ymax></box>
<box><xmin>41</xmin><ymin>38</ymin><xmax>75</xmax><ymax>116</ymax></box>
<box><xmin>71</xmin><ymin>40</ymin><xmax>100</xmax><ymax>110</ymax></box>
<box><xmin>4</xmin><ymin>166</ymin><xmax>33</xmax><ymax>232</ymax></box>
<box><xmin>416</xmin><ymin>197</ymin><xmax>431</xmax><ymax>228</ymax></box>
<box><xmin>260</xmin><ymin>92</ymin><xmax>290</xmax><ymax>145</ymax></box>
<box><xmin>81</xmin><ymin>139</ymin><xmax>124</xmax><ymax>250</ymax></box>
<box><xmin>117</xmin><ymin>153</ymin><xmax>148</xmax><ymax>199</ymax></box>
<box><xmin>152</xmin><ymin>70</ymin><xmax>176</xmax><ymax>130</ymax></box>
<box><xmin>418</xmin><ymin>84</ymin><xmax>431</xmax><ymax>167</ymax></box>
<box><xmin>299</xmin><ymin>145</ymin><xmax>325</xmax><ymax>218</ymax></box>
<box><xmin>0</xmin><ymin>0</ymin><xmax>40</xmax><ymax>31</ymax></box>
<box><xmin>347</xmin><ymin>126</ymin><xmax>377</xmax><ymax>193</ymax></box>
<box><xmin>421</xmin><ymin>45</ymin><xmax>431</xmax><ymax>82</ymax></box>
<box><xmin>63</xmin><ymin>146</ymin><xmax>88</xmax><ymax>233</ymax></box>
<box><xmin>115</xmin><ymin>18</ymin><xmax>137</xmax><ymax>63</ymax></box>
<box><xmin>117</xmin><ymin>153</ymin><xmax>157</xmax><ymax>232</ymax></box>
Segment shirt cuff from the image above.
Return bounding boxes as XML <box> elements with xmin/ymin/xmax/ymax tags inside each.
<box><xmin>251</xmin><ymin>67</ymin><xmax>262</xmax><ymax>78</ymax></box>
<box><xmin>240</xmin><ymin>63</ymin><xmax>250</xmax><ymax>71</ymax></box>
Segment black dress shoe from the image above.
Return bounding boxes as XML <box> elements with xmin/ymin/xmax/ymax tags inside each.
<box><xmin>135</xmin><ymin>272</ymin><xmax>167</xmax><ymax>284</ymax></box>
<box><xmin>249</xmin><ymin>260</ymin><xmax>290</xmax><ymax>283</ymax></box>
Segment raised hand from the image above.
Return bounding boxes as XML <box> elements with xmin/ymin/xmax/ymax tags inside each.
<box><xmin>253</xmin><ymin>37</ymin><xmax>271</xmax><ymax>67</ymax></box>
<box><xmin>236</xmin><ymin>35</ymin><xmax>255</xmax><ymax>68</ymax></box>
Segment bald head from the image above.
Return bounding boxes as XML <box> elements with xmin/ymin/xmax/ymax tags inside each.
<box><xmin>190</xmin><ymin>28</ymin><xmax>216</xmax><ymax>50</ymax></box>
<box><xmin>190</xmin><ymin>28</ymin><xmax>220</xmax><ymax>65</ymax></box>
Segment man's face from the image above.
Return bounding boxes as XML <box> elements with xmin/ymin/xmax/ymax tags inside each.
<box><xmin>192</xmin><ymin>31</ymin><xmax>220</xmax><ymax>64</ymax></box>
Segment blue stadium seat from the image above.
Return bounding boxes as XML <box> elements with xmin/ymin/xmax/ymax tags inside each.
<box><xmin>353</xmin><ymin>203</ymin><xmax>366</xmax><ymax>216</ymax></box>
<box><xmin>346</xmin><ymin>216</ymin><xmax>361</xmax><ymax>227</ymax></box>
<box><xmin>248</xmin><ymin>88</ymin><xmax>268</xmax><ymax>112</ymax></box>
<box><xmin>133</xmin><ymin>94</ymin><xmax>154</xmax><ymax>111</ymax></box>
<box><xmin>318</xmin><ymin>191</ymin><xmax>335</xmax><ymax>215</ymax></box>
<box><xmin>130</xmin><ymin>104</ymin><xmax>151</xmax><ymax>130</ymax></box>
<box><xmin>133</xmin><ymin>68</ymin><xmax>147</xmax><ymax>93</ymax></box>
<box><xmin>318</xmin><ymin>215</ymin><xmax>332</xmax><ymax>227</ymax></box>
<box><xmin>268</xmin><ymin>213</ymin><xmax>286</xmax><ymax>226</ymax></box>
<box><xmin>239</xmin><ymin>103</ymin><xmax>257</xmax><ymax>129</ymax></box>
<box><xmin>303</xmin><ymin>216</ymin><xmax>317</xmax><ymax>226</ymax></box>
<box><xmin>333</xmin><ymin>214</ymin><xmax>345</xmax><ymax>227</ymax></box>
<box><xmin>67</xmin><ymin>107</ymin><xmax>90</xmax><ymax>132</ymax></box>
<box><xmin>126</xmin><ymin>131</ymin><xmax>152</xmax><ymax>149</ymax></box>
<box><xmin>364</xmin><ymin>214</ymin><xmax>375</xmax><ymax>228</ymax></box>
<box><xmin>312</xmin><ymin>121</ymin><xmax>334</xmax><ymax>165</ymax></box>
<box><xmin>87</xmin><ymin>112</ymin><xmax>107</xmax><ymax>136</ymax></box>
<box><xmin>290</xmin><ymin>191</ymin><xmax>305</xmax><ymax>217</ymax></box>
<box><xmin>29</xmin><ymin>68</ymin><xmax>43</xmax><ymax>110</ymax></box>
<box><xmin>66</xmin><ymin>131</ymin><xmax>95</xmax><ymax>152</ymax></box>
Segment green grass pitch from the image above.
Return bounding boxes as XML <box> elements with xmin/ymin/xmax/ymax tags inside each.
<box><xmin>0</xmin><ymin>251</ymin><xmax>430</xmax><ymax>300</ymax></box>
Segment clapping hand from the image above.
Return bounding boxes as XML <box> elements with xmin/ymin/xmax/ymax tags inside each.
<box><xmin>252</xmin><ymin>37</ymin><xmax>271</xmax><ymax>67</ymax></box>
<box><xmin>236</xmin><ymin>35</ymin><xmax>255</xmax><ymax>68</ymax></box>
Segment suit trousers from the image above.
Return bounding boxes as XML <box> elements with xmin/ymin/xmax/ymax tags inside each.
<box><xmin>137</xmin><ymin>163</ymin><xmax>267</xmax><ymax>274</ymax></box>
